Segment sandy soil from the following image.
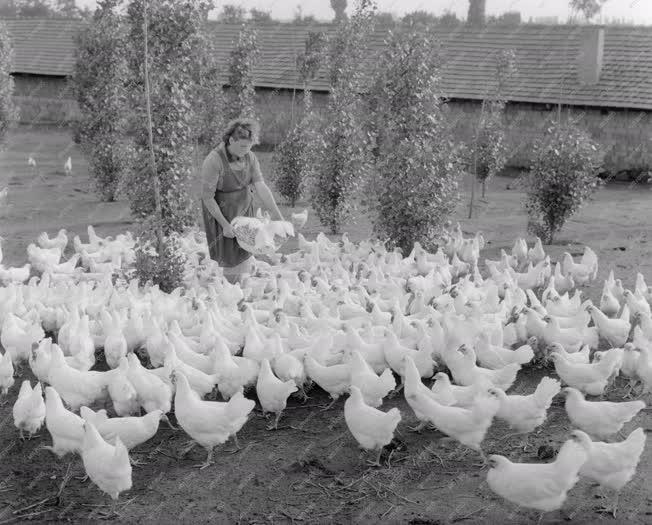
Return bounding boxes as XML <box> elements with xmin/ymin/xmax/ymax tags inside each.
<box><xmin>0</xmin><ymin>126</ymin><xmax>651</xmax><ymax>524</ymax></box>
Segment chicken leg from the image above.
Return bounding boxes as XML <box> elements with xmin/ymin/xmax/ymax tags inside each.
<box><xmin>196</xmin><ymin>447</ymin><xmax>214</xmax><ymax>470</ymax></box>
<box><xmin>266</xmin><ymin>412</ymin><xmax>283</xmax><ymax>431</ymax></box>
<box><xmin>366</xmin><ymin>448</ymin><xmax>383</xmax><ymax>467</ymax></box>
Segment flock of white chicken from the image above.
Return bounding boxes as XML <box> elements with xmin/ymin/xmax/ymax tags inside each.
<box><xmin>0</xmin><ymin>222</ymin><xmax>651</xmax><ymax>520</ymax></box>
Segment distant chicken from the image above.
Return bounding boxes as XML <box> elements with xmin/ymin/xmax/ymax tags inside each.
<box><xmin>64</xmin><ymin>156</ymin><xmax>72</xmax><ymax>175</ymax></box>
<box><xmin>290</xmin><ymin>209</ymin><xmax>308</xmax><ymax>230</ymax></box>
<box><xmin>37</xmin><ymin>228</ymin><xmax>68</xmax><ymax>251</ymax></box>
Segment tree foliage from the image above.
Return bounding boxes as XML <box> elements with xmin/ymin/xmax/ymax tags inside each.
<box><xmin>249</xmin><ymin>8</ymin><xmax>273</xmax><ymax>24</ymax></box>
<box><xmin>218</xmin><ymin>4</ymin><xmax>245</xmax><ymax>23</ymax></box>
<box><xmin>307</xmin><ymin>0</ymin><xmax>376</xmax><ymax>234</ymax></box>
<box><xmin>523</xmin><ymin>120</ymin><xmax>604</xmax><ymax>243</ymax></box>
<box><xmin>272</xmin><ymin>32</ymin><xmax>326</xmax><ymax>207</ymax></box>
<box><xmin>330</xmin><ymin>0</ymin><xmax>347</xmax><ymax>22</ymax></box>
<box><xmin>190</xmin><ymin>19</ymin><xmax>226</xmax><ymax>153</ymax></box>
<box><xmin>570</xmin><ymin>0</ymin><xmax>606</xmax><ymax>20</ymax></box>
<box><xmin>369</xmin><ymin>27</ymin><xmax>464</xmax><ymax>253</ymax></box>
<box><xmin>471</xmin><ymin>49</ymin><xmax>516</xmax><ymax>196</ymax></box>
<box><xmin>71</xmin><ymin>0</ymin><xmax>129</xmax><ymax>202</ymax></box>
<box><xmin>0</xmin><ymin>0</ymin><xmax>90</xmax><ymax>18</ymax></box>
<box><xmin>401</xmin><ymin>10</ymin><xmax>460</xmax><ymax>27</ymax></box>
<box><xmin>124</xmin><ymin>0</ymin><xmax>210</xmax><ymax>234</ymax></box>
<box><xmin>0</xmin><ymin>20</ymin><xmax>18</xmax><ymax>147</ymax></box>
<box><xmin>225</xmin><ymin>23</ymin><xmax>259</xmax><ymax>121</ymax></box>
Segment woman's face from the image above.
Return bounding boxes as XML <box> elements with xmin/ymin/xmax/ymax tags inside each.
<box><xmin>228</xmin><ymin>136</ymin><xmax>254</xmax><ymax>158</ymax></box>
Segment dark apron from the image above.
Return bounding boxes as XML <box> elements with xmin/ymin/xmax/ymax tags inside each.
<box><xmin>202</xmin><ymin>146</ymin><xmax>255</xmax><ymax>268</ymax></box>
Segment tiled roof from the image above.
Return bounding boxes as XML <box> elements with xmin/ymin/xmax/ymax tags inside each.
<box><xmin>2</xmin><ymin>18</ymin><xmax>82</xmax><ymax>76</ymax></box>
<box><xmin>2</xmin><ymin>17</ymin><xmax>652</xmax><ymax>110</ymax></box>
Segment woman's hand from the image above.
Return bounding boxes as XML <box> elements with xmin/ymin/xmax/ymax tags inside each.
<box><xmin>222</xmin><ymin>224</ymin><xmax>236</xmax><ymax>238</ymax></box>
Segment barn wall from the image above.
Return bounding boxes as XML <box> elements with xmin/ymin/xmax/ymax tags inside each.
<box><xmin>10</xmin><ymin>75</ymin><xmax>652</xmax><ymax>175</ymax></box>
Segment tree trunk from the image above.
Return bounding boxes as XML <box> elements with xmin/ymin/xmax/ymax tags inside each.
<box><xmin>482</xmin><ymin>180</ymin><xmax>486</xmax><ymax>198</ymax></box>
<box><xmin>143</xmin><ymin>0</ymin><xmax>163</xmax><ymax>249</ymax></box>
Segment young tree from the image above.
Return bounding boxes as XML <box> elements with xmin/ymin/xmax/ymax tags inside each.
<box><xmin>225</xmin><ymin>23</ymin><xmax>259</xmax><ymax>122</ymax></box>
<box><xmin>218</xmin><ymin>4</ymin><xmax>245</xmax><ymax>23</ymax></box>
<box><xmin>570</xmin><ymin>0</ymin><xmax>606</xmax><ymax>21</ymax></box>
<box><xmin>523</xmin><ymin>119</ymin><xmax>604</xmax><ymax>243</ymax></box>
<box><xmin>330</xmin><ymin>0</ymin><xmax>347</xmax><ymax>22</ymax></box>
<box><xmin>467</xmin><ymin>48</ymin><xmax>516</xmax><ymax>216</ymax></box>
<box><xmin>191</xmin><ymin>19</ymin><xmax>226</xmax><ymax>156</ymax></box>
<box><xmin>370</xmin><ymin>27</ymin><xmax>464</xmax><ymax>253</ymax></box>
<box><xmin>124</xmin><ymin>0</ymin><xmax>209</xmax><ymax>233</ymax></box>
<box><xmin>272</xmin><ymin>31</ymin><xmax>326</xmax><ymax>207</ymax></box>
<box><xmin>307</xmin><ymin>0</ymin><xmax>376</xmax><ymax>234</ymax></box>
<box><xmin>0</xmin><ymin>20</ymin><xmax>18</xmax><ymax>147</ymax></box>
<box><xmin>249</xmin><ymin>8</ymin><xmax>273</xmax><ymax>24</ymax></box>
<box><xmin>71</xmin><ymin>0</ymin><xmax>129</xmax><ymax>202</ymax></box>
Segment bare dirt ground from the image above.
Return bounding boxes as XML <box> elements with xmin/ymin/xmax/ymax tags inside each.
<box><xmin>0</xmin><ymin>126</ymin><xmax>651</xmax><ymax>524</ymax></box>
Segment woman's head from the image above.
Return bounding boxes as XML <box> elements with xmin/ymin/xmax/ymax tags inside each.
<box><xmin>222</xmin><ymin>117</ymin><xmax>260</xmax><ymax>158</ymax></box>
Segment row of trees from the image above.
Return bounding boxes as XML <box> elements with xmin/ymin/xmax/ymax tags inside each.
<box><xmin>270</xmin><ymin>0</ymin><xmax>603</xmax><ymax>247</ymax></box>
<box><xmin>0</xmin><ymin>0</ymin><xmax>91</xmax><ymax>18</ymax></box>
<box><xmin>57</xmin><ymin>0</ymin><xmax>604</xmax><ymax>292</ymax></box>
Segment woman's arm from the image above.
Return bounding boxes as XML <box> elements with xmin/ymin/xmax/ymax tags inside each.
<box><xmin>253</xmin><ymin>181</ymin><xmax>284</xmax><ymax>222</ymax></box>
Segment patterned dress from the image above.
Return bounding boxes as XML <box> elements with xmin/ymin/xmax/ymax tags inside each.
<box><xmin>201</xmin><ymin>143</ymin><xmax>263</xmax><ymax>271</ymax></box>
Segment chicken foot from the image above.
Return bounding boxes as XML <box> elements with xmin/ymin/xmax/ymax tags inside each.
<box><xmin>365</xmin><ymin>448</ymin><xmax>384</xmax><ymax>468</ymax></box>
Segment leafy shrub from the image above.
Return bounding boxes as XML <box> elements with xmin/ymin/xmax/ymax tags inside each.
<box><xmin>132</xmin><ymin>215</ymin><xmax>187</xmax><ymax>294</ymax></box>
<box><xmin>71</xmin><ymin>0</ymin><xmax>129</xmax><ymax>201</ymax></box>
<box><xmin>523</xmin><ymin>120</ymin><xmax>605</xmax><ymax>243</ymax></box>
<box><xmin>473</xmin><ymin>99</ymin><xmax>509</xmax><ymax>190</ymax></box>
<box><xmin>0</xmin><ymin>21</ymin><xmax>19</xmax><ymax>144</ymax></box>
<box><xmin>307</xmin><ymin>0</ymin><xmax>376</xmax><ymax>234</ymax></box>
<box><xmin>369</xmin><ymin>27</ymin><xmax>464</xmax><ymax>253</ymax></box>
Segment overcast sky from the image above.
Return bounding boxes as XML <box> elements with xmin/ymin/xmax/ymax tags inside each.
<box><xmin>76</xmin><ymin>0</ymin><xmax>652</xmax><ymax>24</ymax></box>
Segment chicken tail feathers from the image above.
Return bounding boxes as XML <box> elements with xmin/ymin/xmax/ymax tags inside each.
<box><xmin>533</xmin><ymin>377</ymin><xmax>561</xmax><ymax>409</ymax></box>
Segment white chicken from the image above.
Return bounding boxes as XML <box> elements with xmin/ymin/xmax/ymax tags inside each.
<box><xmin>173</xmin><ymin>370</ymin><xmax>254</xmax><ymax>469</ymax></box>
<box><xmin>12</xmin><ymin>380</ymin><xmax>45</xmax><ymax>439</ymax></box>
<box><xmin>549</xmin><ymin>350</ymin><xmax>620</xmax><ymax>396</ymax></box>
<box><xmin>561</xmin><ymin>387</ymin><xmax>645</xmax><ymax>439</ymax></box>
<box><xmin>64</xmin><ymin>156</ymin><xmax>72</xmax><ymax>175</ymax></box>
<box><xmin>80</xmin><ymin>406</ymin><xmax>163</xmax><ymax>454</ymax></box>
<box><xmin>81</xmin><ymin>421</ymin><xmax>132</xmax><ymax>501</ymax></box>
<box><xmin>486</xmin><ymin>434</ymin><xmax>590</xmax><ymax>516</ymax></box>
<box><xmin>490</xmin><ymin>376</ymin><xmax>561</xmax><ymax>436</ymax></box>
<box><xmin>256</xmin><ymin>358</ymin><xmax>297</xmax><ymax>429</ymax></box>
<box><xmin>43</xmin><ymin>386</ymin><xmax>85</xmax><ymax>457</ymax></box>
<box><xmin>407</xmin><ymin>388</ymin><xmax>500</xmax><ymax>462</ymax></box>
<box><xmin>290</xmin><ymin>209</ymin><xmax>308</xmax><ymax>230</ymax></box>
<box><xmin>572</xmin><ymin>428</ymin><xmax>647</xmax><ymax>518</ymax></box>
<box><xmin>348</xmin><ymin>350</ymin><xmax>395</xmax><ymax>408</ymax></box>
<box><xmin>586</xmin><ymin>303</ymin><xmax>631</xmax><ymax>348</ymax></box>
<box><xmin>304</xmin><ymin>355</ymin><xmax>350</xmax><ymax>409</ymax></box>
<box><xmin>0</xmin><ymin>349</ymin><xmax>14</xmax><ymax>394</ymax></box>
<box><xmin>344</xmin><ymin>385</ymin><xmax>401</xmax><ymax>466</ymax></box>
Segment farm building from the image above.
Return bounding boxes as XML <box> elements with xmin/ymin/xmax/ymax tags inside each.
<box><xmin>1</xmin><ymin>17</ymin><xmax>651</xmax><ymax>176</ymax></box>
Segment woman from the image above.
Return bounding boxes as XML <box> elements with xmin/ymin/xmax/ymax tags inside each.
<box><xmin>201</xmin><ymin>117</ymin><xmax>284</xmax><ymax>282</ymax></box>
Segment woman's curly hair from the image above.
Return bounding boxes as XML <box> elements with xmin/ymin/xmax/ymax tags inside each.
<box><xmin>222</xmin><ymin>117</ymin><xmax>261</xmax><ymax>146</ymax></box>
